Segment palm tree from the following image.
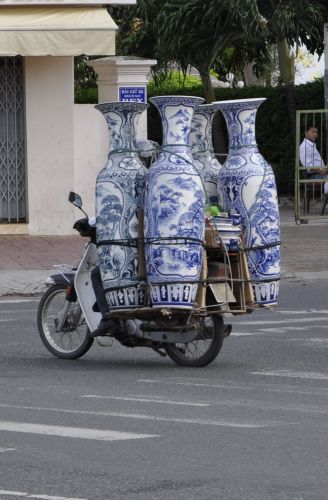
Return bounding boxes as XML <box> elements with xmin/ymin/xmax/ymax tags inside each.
<box><xmin>258</xmin><ymin>0</ymin><xmax>328</xmax><ymax>85</ymax></box>
<box><xmin>156</xmin><ymin>0</ymin><xmax>267</xmax><ymax>102</ymax></box>
<box><xmin>109</xmin><ymin>0</ymin><xmax>328</xmax><ymax>101</ymax></box>
<box><xmin>109</xmin><ymin>0</ymin><xmax>267</xmax><ymax>103</ymax></box>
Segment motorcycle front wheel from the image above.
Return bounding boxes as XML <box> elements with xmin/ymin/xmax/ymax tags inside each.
<box><xmin>164</xmin><ymin>315</ymin><xmax>224</xmax><ymax>367</ymax></box>
<box><xmin>37</xmin><ymin>284</ymin><xmax>93</xmax><ymax>359</ymax></box>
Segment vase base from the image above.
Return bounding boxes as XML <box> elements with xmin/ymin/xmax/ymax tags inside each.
<box><xmin>149</xmin><ymin>282</ymin><xmax>198</xmax><ymax>309</ymax></box>
<box><xmin>105</xmin><ymin>283</ymin><xmax>148</xmax><ymax>310</ymax></box>
<box><xmin>252</xmin><ymin>280</ymin><xmax>279</xmax><ymax>305</ymax></box>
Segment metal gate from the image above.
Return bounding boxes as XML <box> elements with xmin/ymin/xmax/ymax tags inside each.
<box><xmin>295</xmin><ymin>109</ymin><xmax>328</xmax><ymax>224</ymax></box>
<box><xmin>0</xmin><ymin>56</ymin><xmax>26</xmax><ymax>222</ymax></box>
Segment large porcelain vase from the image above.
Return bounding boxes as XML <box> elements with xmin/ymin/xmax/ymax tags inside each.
<box><xmin>217</xmin><ymin>98</ymin><xmax>281</xmax><ymax>305</ymax></box>
<box><xmin>95</xmin><ymin>101</ymin><xmax>149</xmax><ymax>309</ymax></box>
<box><xmin>144</xmin><ymin>95</ymin><xmax>206</xmax><ymax>309</ymax></box>
<box><xmin>190</xmin><ymin>103</ymin><xmax>223</xmax><ymax>206</ymax></box>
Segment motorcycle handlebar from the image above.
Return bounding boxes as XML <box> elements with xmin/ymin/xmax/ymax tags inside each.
<box><xmin>73</xmin><ymin>218</ymin><xmax>97</xmax><ymax>243</ymax></box>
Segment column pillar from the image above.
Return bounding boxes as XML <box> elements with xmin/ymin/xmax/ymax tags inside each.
<box><xmin>325</xmin><ymin>24</ymin><xmax>328</xmax><ymax>109</ymax></box>
<box><xmin>88</xmin><ymin>56</ymin><xmax>157</xmax><ymax>140</ymax></box>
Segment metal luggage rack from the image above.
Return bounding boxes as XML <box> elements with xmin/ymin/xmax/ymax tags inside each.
<box><xmin>104</xmin><ymin>234</ymin><xmax>257</xmax><ymax>320</ymax></box>
<box><xmin>202</xmin><ymin>245</ymin><xmax>256</xmax><ymax>316</ymax></box>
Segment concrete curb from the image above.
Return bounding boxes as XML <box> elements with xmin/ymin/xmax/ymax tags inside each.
<box><xmin>0</xmin><ymin>270</ymin><xmax>52</xmax><ymax>297</ymax></box>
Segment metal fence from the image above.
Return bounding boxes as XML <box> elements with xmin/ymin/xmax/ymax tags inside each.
<box><xmin>295</xmin><ymin>109</ymin><xmax>328</xmax><ymax>224</ymax></box>
<box><xmin>0</xmin><ymin>56</ymin><xmax>26</xmax><ymax>222</ymax></box>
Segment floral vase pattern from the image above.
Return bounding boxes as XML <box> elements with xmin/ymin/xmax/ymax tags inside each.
<box><xmin>144</xmin><ymin>95</ymin><xmax>206</xmax><ymax>309</ymax></box>
<box><xmin>190</xmin><ymin>103</ymin><xmax>223</xmax><ymax>206</ymax></box>
<box><xmin>217</xmin><ymin>98</ymin><xmax>281</xmax><ymax>305</ymax></box>
<box><xmin>95</xmin><ymin>101</ymin><xmax>149</xmax><ymax>309</ymax></box>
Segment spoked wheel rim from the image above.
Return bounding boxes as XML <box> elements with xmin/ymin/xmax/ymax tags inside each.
<box><xmin>41</xmin><ymin>288</ymin><xmax>89</xmax><ymax>354</ymax></box>
<box><xmin>164</xmin><ymin>315</ymin><xmax>224</xmax><ymax>367</ymax></box>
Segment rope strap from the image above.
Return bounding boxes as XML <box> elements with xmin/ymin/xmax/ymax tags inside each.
<box><xmin>97</xmin><ymin>236</ymin><xmax>206</xmax><ymax>249</ymax></box>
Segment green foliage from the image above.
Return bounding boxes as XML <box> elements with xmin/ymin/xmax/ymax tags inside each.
<box><xmin>148</xmin><ymin>77</ymin><xmax>325</xmax><ymax>196</ymax></box>
<box><xmin>75</xmin><ymin>87</ymin><xmax>98</xmax><ymax>104</ymax></box>
<box><xmin>148</xmin><ymin>72</ymin><xmax>204</xmax><ymax>95</ymax></box>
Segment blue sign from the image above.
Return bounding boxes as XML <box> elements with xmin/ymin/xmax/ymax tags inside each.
<box><xmin>119</xmin><ymin>86</ymin><xmax>146</xmax><ymax>103</ymax></box>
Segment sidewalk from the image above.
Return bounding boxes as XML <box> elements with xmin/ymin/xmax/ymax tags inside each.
<box><xmin>0</xmin><ymin>208</ymin><xmax>327</xmax><ymax>296</ymax></box>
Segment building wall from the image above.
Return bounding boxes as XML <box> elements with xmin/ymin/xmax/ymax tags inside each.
<box><xmin>25</xmin><ymin>56</ymin><xmax>75</xmax><ymax>235</ymax></box>
<box><xmin>23</xmin><ymin>57</ymin><xmax>149</xmax><ymax>235</ymax></box>
<box><xmin>73</xmin><ymin>104</ymin><xmax>108</xmax><ymax>218</ymax></box>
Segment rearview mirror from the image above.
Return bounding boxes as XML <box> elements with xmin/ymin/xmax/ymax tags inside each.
<box><xmin>68</xmin><ymin>191</ymin><xmax>82</xmax><ymax>209</ymax></box>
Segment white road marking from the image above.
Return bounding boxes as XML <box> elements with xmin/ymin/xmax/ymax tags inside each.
<box><xmin>82</xmin><ymin>395</ymin><xmax>209</xmax><ymax>407</ymax></box>
<box><xmin>0</xmin><ymin>491</ymin><xmax>87</xmax><ymax>500</ymax></box>
<box><xmin>138</xmin><ymin>379</ymin><xmax>248</xmax><ymax>390</ymax></box>
<box><xmin>257</xmin><ymin>325</ymin><xmax>328</xmax><ymax>334</ymax></box>
<box><xmin>0</xmin><ymin>319</ymin><xmax>15</xmax><ymax>322</ymax></box>
<box><xmin>0</xmin><ymin>299</ymin><xmax>39</xmax><ymax>304</ymax></box>
<box><xmin>278</xmin><ymin>309</ymin><xmax>328</xmax><ymax>315</ymax></box>
<box><xmin>0</xmin><ymin>404</ymin><xmax>285</xmax><ymax>428</ymax></box>
<box><xmin>138</xmin><ymin>378</ymin><xmax>328</xmax><ymax>397</ymax></box>
<box><xmin>0</xmin><ymin>421</ymin><xmax>158</xmax><ymax>441</ymax></box>
<box><xmin>231</xmin><ymin>331</ymin><xmax>264</xmax><ymax>336</ymax></box>
<box><xmin>0</xmin><ymin>309</ymin><xmax>37</xmax><ymax>314</ymax></box>
<box><xmin>237</xmin><ymin>316</ymin><xmax>328</xmax><ymax>325</ymax></box>
<box><xmin>0</xmin><ymin>447</ymin><xmax>16</xmax><ymax>453</ymax></box>
<box><xmin>251</xmin><ymin>370</ymin><xmax>328</xmax><ymax>380</ymax></box>
<box><xmin>257</xmin><ymin>328</ymin><xmax>290</xmax><ymax>333</ymax></box>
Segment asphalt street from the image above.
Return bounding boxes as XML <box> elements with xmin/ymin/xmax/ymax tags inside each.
<box><xmin>0</xmin><ymin>280</ymin><xmax>328</xmax><ymax>500</ymax></box>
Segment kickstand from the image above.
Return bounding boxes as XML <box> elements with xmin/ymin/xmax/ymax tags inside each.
<box><xmin>152</xmin><ymin>347</ymin><xmax>167</xmax><ymax>357</ymax></box>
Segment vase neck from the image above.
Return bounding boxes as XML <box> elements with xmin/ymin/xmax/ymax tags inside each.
<box><xmin>190</xmin><ymin>109</ymin><xmax>215</xmax><ymax>153</ymax></box>
<box><xmin>218</xmin><ymin>99</ymin><xmax>265</xmax><ymax>151</ymax></box>
<box><xmin>149</xmin><ymin>96</ymin><xmax>205</xmax><ymax>148</ymax></box>
<box><xmin>95</xmin><ymin>102</ymin><xmax>148</xmax><ymax>153</ymax></box>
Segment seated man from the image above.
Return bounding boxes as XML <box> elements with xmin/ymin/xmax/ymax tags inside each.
<box><xmin>299</xmin><ymin>125</ymin><xmax>328</xmax><ymax>194</ymax></box>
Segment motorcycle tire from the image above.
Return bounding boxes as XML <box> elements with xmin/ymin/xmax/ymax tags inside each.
<box><xmin>164</xmin><ymin>315</ymin><xmax>224</xmax><ymax>367</ymax></box>
<box><xmin>37</xmin><ymin>283</ymin><xmax>94</xmax><ymax>359</ymax></box>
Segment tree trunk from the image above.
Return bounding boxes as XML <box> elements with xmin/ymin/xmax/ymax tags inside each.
<box><xmin>198</xmin><ymin>70</ymin><xmax>216</xmax><ymax>103</ymax></box>
<box><xmin>197</xmin><ymin>69</ymin><xmax>227</xmax><ymax>158</ymax></box>
<box><xmin>285</xmin><ymin>82</ymin><xmax>296</xmax><ymax>132</ymax></box>
<box><xmin>277</xmin><ymin>39</ymin><xmax>295</xmax><ymax>85</ymax></box>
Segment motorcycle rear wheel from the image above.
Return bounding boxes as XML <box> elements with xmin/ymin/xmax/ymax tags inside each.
<box><xmin>164</xmin><ymin>315</ymin><xmax>224</xmax><ymax>367</ymax></box>
<box><xmin>37</xmin><ymin>284</ymin><xmax>93</xmax><ymax>359</ymax></box>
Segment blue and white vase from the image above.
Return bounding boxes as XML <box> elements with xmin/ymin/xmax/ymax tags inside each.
<box><xmin>144</xmin><ymin>95</ymin><xmax>206</xmax><ymax>309</ymax></box>
<box><xmin>217</xmin><ymin>98</ymin><xmax>281</xmax><ymax>305</ymax></box>
<box><xmin>190</xmin><ymin>103</ymin><xmax>223</xmax><ymax>206</ymax></box>
<box><xmin>95</xmin><ymin>101</ymin><xmax>149</xmax><ymax>309</ymax></box>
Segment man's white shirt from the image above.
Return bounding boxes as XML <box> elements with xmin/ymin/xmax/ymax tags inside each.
<box><xmin>299</xmin><ymin>138</ymin><xmax>325</xmax><ymax>171</ymax></box>
<box><xmin>299</xmin><ymin>138</ymin><xmax>328</xmax><ymax>194</ymax></box>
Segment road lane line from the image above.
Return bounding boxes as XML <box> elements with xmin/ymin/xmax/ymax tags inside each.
<box><xmin>236</xmin><ymin>317</ymin><xmax>328</xmax><ymax>325</ymax></box>
<box><xmin>251</xmin><ymin>370</ymin><xmax>328</xmax><ymax>380</ymax></box>
<box><xmin>0</xmin><ymin>421</ymin><xmax>158</xmax><ymax>441</ymax></box>
<box><xmin>82</xmin><ymin>395</ymin><xmax>210</xmax><ymax>407</ymax></box>
<box><xmin>231</xmin><ymin>332</ymin><xmax>264</xmax><ymax>336</ymax></box>
<box><xmin>0</xmin><ymin>405</ymin><xmax>291</xmax><ymax>428</ymax></box>
<box><xmin>138</xmin><ymin>379</ymin><xmax>248</xmax><ymax>389</ymax></box>
<box><xmin>278</xmin><ymin>309</ymin><xmax>328</xmax><ymax>314</ymax></box>
<box><xmin>0</xmin><ymin>447</ymin><xmax>16</xmax><ymax>453</ymax></box>
<box><xmin>0</xmin><ymin>299</ymin><xmax>39</xmax><ymax>304</ymax></box>
<box><xmin>0</xmin><ymin>491</ymin><xmax>88</xmax><ymax>500</ymax></box>
<box><xmin>0</xmin><ymin>309</ymin><xmax>37</xmax><ymax>314</ymax></box>
<box><xmin>137</xmin><ymin>378</ymin><xmax>328</xmax><ymax>397</ymax></box>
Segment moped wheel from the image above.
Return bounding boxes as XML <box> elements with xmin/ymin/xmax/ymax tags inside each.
<box><xmin>37</xmin><ymin>284</ymin><xmax>93</xmax><ymax>359</ymax></box>
<box><xmin>164</xmin><ymin>315</ymin><xmax>224</xmax><ymax>367</ymax></box>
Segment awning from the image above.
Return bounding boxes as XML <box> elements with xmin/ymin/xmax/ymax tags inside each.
<box><xmin>0</xmin><ymin>6</ymin><xmax>117</xmax><ymax>56</ymax></box>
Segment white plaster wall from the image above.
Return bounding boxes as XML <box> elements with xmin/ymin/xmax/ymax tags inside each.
<box><xmin>73</xmin><ymin>104</ymin><xmax>108</xmax><ymax>217</ymax></box>
<box><xmin>25</xmin><ymin>56</ymin><xmax>75</xmax><ymax>235</ymax></box>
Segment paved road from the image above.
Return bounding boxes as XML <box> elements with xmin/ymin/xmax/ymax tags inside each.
<box><xmin>0</xmin><ymin>280</ymin><xmax>328</xmax><ymax>500</ymax></box>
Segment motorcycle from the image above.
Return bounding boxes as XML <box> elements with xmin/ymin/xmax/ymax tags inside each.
<box><xmin>37</xmin><ymin>192</ymin><xmax>227</xmax><ymax>367</ymax></box>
